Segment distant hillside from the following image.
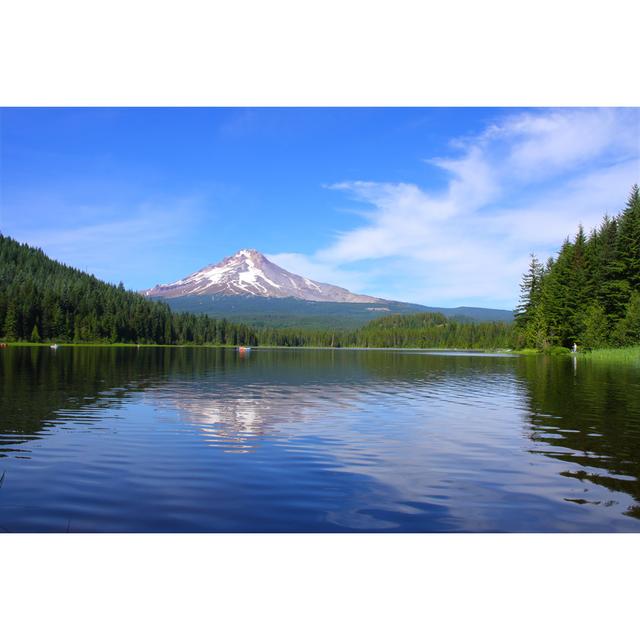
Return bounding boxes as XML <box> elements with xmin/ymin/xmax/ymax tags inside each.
<box><xmin>163</xmin><ymin>294</ymin><xmax>514</xmax><ymax>329</ymax></box>
<box><xmin>252</xmin><ymin>311</ymin><xmax>516</xmax><ymax>350</ymax></box>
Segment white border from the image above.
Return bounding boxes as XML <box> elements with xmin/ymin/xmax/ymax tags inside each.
<box><xmin>1</xmin><ymin>1</ymin><xmax>639</xmax><ymax>106</ymax></box>
<box><xmin>3</xmin><ymin>534</ymin><xmax>639</xmax><ymax>639</ymax></box>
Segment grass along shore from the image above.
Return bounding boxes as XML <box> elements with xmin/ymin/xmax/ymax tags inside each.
<box><xmin>576</xmin><ymin>346</ymin><xmax>640</xmax><ymax>364</ymax></box>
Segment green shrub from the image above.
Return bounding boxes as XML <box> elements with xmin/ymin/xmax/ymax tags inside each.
<box><xmin>544</xmin><ymin>345</ymin><xmax>572</xmax><ymax>356</ymax></box>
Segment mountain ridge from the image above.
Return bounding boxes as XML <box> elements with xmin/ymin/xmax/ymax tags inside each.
<box><xmin>160</xmin><ymin>294</ymin><xmax>514</xmax><ymax>328</ymax></box>
<box><xmin>142</xmin><ymin>248</ymin><xmax>382</xmax><ymax>303</ymax></box>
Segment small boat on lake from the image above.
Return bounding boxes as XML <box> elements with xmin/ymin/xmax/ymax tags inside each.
<box><xmin>50</xmin><ymin>343</ymin><xmax>59</xmax><ymax>350</ymax></box>
<box><xmin>238</xmin><ymin>346</ymin><xmax>251</xmax><ymax>354</ymax></box>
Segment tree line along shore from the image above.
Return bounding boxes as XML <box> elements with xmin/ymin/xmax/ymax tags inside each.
<box><xmin>1</xmin><ymin>185</ymin><xmax>638</xmax><ymax>356</ymax></box>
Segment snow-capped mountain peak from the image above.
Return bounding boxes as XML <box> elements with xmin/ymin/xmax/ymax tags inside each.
<box><xmin>142</xmin><ymin>249</ymin><xmax>382</xmax><ymax>303</ymax></box>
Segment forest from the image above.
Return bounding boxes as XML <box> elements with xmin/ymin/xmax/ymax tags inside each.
<box><xmin>515</xmin><ymin>184</ymin><xmax>640</xmax><ymax>350</ymax></box>
<box><xmin>0</xmin><ymin>235</ymin><xmax>258</xmax><ymax>346</ymax></box>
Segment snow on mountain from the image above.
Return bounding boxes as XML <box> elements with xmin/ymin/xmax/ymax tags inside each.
<box><xmin>142</xmin><ymin>249</ymin><xmax>383</xmax><ymax>303</ymax></box>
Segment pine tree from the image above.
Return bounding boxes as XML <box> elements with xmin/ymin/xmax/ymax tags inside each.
<box><xmin>515</xmin><ymin>254</ymin><xmax>544</xmax><ymax>328</ymax></box>
<box><xmin>30</xmin><ymin>322</ymin><xmax>41</xmax><ymax>342</ymax></box>
<box><xmin>3</xmin><ymin>302</ymin><xmax>18</xmax><ymax>340</ymax></box>
<box><xmin>163</xmin><ymin>318</ymin><xmax>173</xmax><ymax>344</ymax></box>
<box><xmin>613</xmin><ymin>291</ymin><xmax>640</xmax><ymax>346</ymax></box>
<box><xmin>594</xmin><ymin>215</ymin><xmax>623</xmax><ymax>321</ymax></box>
<box><xmin>569</xmin><ymin>225</ymin><xmax>590</xmax><ymax>325</ymax></box>
<box><xmin>525</xmin><ymin>302</ymin><xmax>549</xmax><ymax>350</ymax></box>
<box><xmin>615</xmin><ymin>184</ymin><xmax>640</xmax><ymax>292</ymax></box>
<box><xmin>580</xmin><ymin>304</ymin><xmax>608</xmax><ymax>349</ymax></box>
<box><xmin>540</xmin><ymin>240</ymin><xmax>574</xmax><ymax>345</ymax></box>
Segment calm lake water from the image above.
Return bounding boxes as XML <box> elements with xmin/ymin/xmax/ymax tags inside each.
<box><xmin>1</xmin><ymin>346</ymin><xmax>639</xmax><ymax>532</ymax></box>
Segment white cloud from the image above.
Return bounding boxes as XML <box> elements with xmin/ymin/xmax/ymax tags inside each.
<box><xmin>265</xmin><ymin>251</ymin><xmax>378</xmax><ymax>294</ymax></box>
<box><xmin>495</xmin><ymin>109</ymin><xmax>636</xmax><ymax>179</ymax></box>
<box><xmin>282</xmin><ymin>108</ymin><xmax>639</xmax><ymax>309</ymax></box>
<box><xmin>488</xmin><ymin>157</ymin><xmax>640</xmax><ymax>245</ymax></box>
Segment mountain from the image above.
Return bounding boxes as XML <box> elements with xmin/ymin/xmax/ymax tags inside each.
<box><xmin>142</xmin><ymin>248</ymin><xmax>513</xmax><ymax>328</ymax></box>
<box><xmin>142</xmin><ymin>248</ymin><xmax>381</xmax><ymax>303</ymax></box>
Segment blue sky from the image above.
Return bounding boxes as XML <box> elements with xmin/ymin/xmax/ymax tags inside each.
<box><xmin>1</xmin><ymin>107</ymin><xmax>638</xmax><ymax>309</ymax></box>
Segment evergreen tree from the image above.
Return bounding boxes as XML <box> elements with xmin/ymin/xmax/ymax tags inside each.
<box><xmin>515</xmin><ymin>254</ymin><xmax>544</xmax><ymax>329</ymax></box>
<box><xmin>593</xmin><ymin>215</ymin><xmax>623</xmax><ymax>320</ymax></box>
<box><xmin>525</xmin><ymin>302</ymin><xmax>549</xmax><ymax>350</ymax></box>
<box><xmin>3</xmin><ymin>302</ymin><xmax>18</xmax><ymax>341</ymax></box>
<box><xmin>580</xmin><ymin>304</ymin><xmax>608</xmax><ymax>349</ymax></box>
<box><xmin>569</xmin><ymin>225</ymin><xmax>591</xmax><ymax>332</ymax></box>
<box><xmin>539</xmin><ymin>240</ymin><xmax>574</xmax><ymax>345</ymax></box>
<box><xmin>615</xmin><ymin>184</ymin><xmax>640</xmax><ymax>291</ymax></box>
<box><xmin>613</xmin><ymin>291</ymin><xmax>640</xmax><ymax>346</ymax></box>
<box><xmin>30</xmin><ymin>322</ymin><xmax>41</xmax><ymax>343</ymax></box>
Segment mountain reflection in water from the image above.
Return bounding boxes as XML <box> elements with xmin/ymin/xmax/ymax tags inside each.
<box><xmin>1</xmin><ymin>346</ymin><xmax>639</xmax><ymax>532</ymax></box>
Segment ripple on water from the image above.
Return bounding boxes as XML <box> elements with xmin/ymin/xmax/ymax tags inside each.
<box><xmin>1</xmin><ymin>347</ymin><xmax>640</xmax><ymax>531</ymax></box>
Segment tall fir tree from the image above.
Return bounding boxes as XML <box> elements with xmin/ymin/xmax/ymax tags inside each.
<box><xmin>30</xmin><ymin>322</ymin><xmax>41</xmax><ymax>343</ymax></box>
<box><xmin>3</xmin><ymin>302</ymin><xmax>18</xmax><ymax>341</ymax></box>
<box><xmin>581</xmin><ymin>304</ymin><xmax>608</xmax><ymax>349</ymax></box>
<box><xmin>613</xmin><ymin>291</ymin><xmax>640</xmax><ymax>346</ymax></box>
<box><xmin>515</xmin><ymin>254</ymin><xmax>544</xmax><ymax>329</ymax></box>
<box><xmin>615</xmin><ymin>184</ymin><xmax>640</xmax><ymax>292</ymax></box>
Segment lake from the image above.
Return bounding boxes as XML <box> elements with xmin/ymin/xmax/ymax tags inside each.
<box><xmin>1</xmin><ymin>346</ymin><xmax>639</xmax><ymax>532</ymax></box>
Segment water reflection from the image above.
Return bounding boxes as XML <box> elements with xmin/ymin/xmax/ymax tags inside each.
<box><xmin>1</xmin><ymin>346</ymin><xmax>639</xmax><ymax>531</ymax></box>
<box><xmin>152</xmin><ymin>349</ymin><xmax>522</xmax><ymax>455</ymax></box>
<box><xmin>171</xmin><ymin>394</ymin><xmax>278</xmax><ymax>452</ymax></box>
<box><xmin>515</xmin><ymin>355</ymin><xmax>640</xmax><ymax>520</ymax></box>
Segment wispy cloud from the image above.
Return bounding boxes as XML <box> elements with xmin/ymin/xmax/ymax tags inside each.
<box><xmin>1</xmin><ymin>196</ymin><xmax>204</xmax><ymax>287</ymax></box>
<box><xmin>271</xmin><ymin>108</ymin><xmax>639</xmax><ymax>309</ymax></box>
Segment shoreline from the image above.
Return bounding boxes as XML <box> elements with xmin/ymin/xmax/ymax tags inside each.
<box><xmin>2</xmin><ymin>341</ymin><xmax>504</xmax><ymax>352</ymax></box>
<box><xmin>2</xmin><ymin>341</ymin><xmax>638</xmax><ymax>361</ymax></box>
